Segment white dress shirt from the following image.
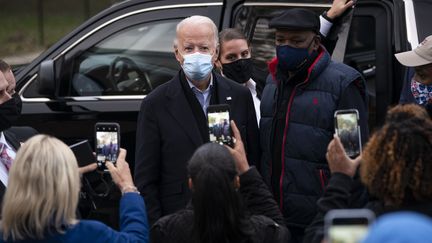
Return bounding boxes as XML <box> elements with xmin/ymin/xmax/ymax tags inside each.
<box><xmin>187</xmin><ymin>75</ymin><xmax>214</xmax><ymax>116</ymax></box>
<box><xmin>245</xmin><ymin>79</ymin><xmax>261</xmax><ymax>125</ymax></box>
<box><xmin>0</xmin><ymin>132</ymin><xmax>17</xmax><ymax>187</ymax></box>
<box><xmin>319</xmin><ymin>15</ymin><xmax>333</xmax><ymax>37</ymax></box>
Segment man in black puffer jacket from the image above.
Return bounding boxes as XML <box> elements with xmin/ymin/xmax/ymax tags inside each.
<box><xmin>260</xmin><ymin>8</ymin><xmax>368</xmax><ymax>242</ymax></box>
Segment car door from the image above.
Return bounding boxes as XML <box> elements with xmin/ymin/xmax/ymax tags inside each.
<box><xmin>15</xmin><ymin>0</ymin><xmax>223</xmax><ymax>168</ymax></box>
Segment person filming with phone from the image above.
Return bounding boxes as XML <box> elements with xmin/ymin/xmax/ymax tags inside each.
<box><xmin>151</xmin><ymin>121</ymin><xmax>289</xmax><ymax>243</ymax></box>
<box><xmin>0</xmin><ymin>135</ymin><xmax>148</xmax><ymax>242</ymax></box>
<box><xmin>305</xmin><ymin>104</ymin><xmax>432</xmax><ymax>242</ymax></box>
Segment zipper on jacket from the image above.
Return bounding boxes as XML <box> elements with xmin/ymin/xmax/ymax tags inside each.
<box><xmin>278</xmin><ymin>50</ymin><xmax>325</xmax><ymax>211</ymax></box>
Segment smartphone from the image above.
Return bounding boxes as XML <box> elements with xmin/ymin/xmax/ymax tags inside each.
<box><xmin>70</xmin><ymin>140</ymin><xmax>95</xmax><ymax>167</ymax></box>
<box><xmin>207</xmin><ymin>104</ymin><xmax>233</xmax><ymax>147</ymax></box>
<box><xmin>95</xmin><ymin>122</ymin><xmax>120</xmax><ymax>171</ymax></box>
<box><xmin>325</xmin><ymin>209</ymin><xmax>375</xmax><ymax>243</ymax></box>
<box><xmin>334</xmin><ymin>109</ymin><xmax>361</xmax><ymax>158</ymax></box>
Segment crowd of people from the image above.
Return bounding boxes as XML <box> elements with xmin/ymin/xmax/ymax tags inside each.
<box><xmin>0</xmin><ymin>0</ymin><xmax>432</xmax><ymax>242</ymax></box>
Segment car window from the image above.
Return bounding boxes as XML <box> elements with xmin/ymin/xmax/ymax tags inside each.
<box><xmin>70</xmin><ymin>20</ymin><xmax>180</xmax><ymax>96</ymax></box>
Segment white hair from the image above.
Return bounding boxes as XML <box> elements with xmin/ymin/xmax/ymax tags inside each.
<box><xmin>175</xmin><ymin>15</ymin><xmax>219</xmax><ymax>48</ymax></box>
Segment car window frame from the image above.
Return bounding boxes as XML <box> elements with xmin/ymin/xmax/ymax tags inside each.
<box><xmin>20</xmin><ymin>2</ymin><xmax>223</xmax><ymax>102</ymax></box>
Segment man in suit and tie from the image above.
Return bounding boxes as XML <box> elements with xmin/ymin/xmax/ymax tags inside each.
<box><xmin>0</xmin><ymin>69</ymin><xmax>25</xmax><ymax>202</ymax></box>
<box><xmin>135</xmin><ymin>15</ymin><xmax>260</xmax><ymax>224</ymax></box>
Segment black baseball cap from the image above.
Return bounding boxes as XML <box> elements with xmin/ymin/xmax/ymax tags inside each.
<box><xmin>269</xmin><ymin>8</ymin><xmax>320</xmax><ymax>33</ymax></box>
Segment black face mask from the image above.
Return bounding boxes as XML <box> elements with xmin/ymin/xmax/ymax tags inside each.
<box><xmin>0</xmin><ymin>94</ymin><xmax>22</xmax><ymax>132</ymax></box>
<box><xmin>222</xmin><ymin>58</ymin><xmax>253</xmax><ymax>84</ymax></box>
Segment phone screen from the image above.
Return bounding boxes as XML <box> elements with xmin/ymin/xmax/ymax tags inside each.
<box><xmin>207</xmin><ymin>105</ymin><xmax>233</xmax><ymax>147</ymax></box>
<box><xmin>325</xmin><ymin>209</ymin><xmax>374</xmax><ymax>243</ymax></box>
<box><xmin>335</xmin><ymin>109</ymin><xmax>361</xmax><ymax>158</ymax></box>
<box><xmin>95</xmin><ymin>123</ymin><xmax>120</xmax><ymax>170</ymax></box>
<box><xmin>328</xmin><ymin>218</ymin><xmax>370</xmax><ymax>243</ymax></box>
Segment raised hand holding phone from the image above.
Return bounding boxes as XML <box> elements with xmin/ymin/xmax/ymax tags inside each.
<box><xmin>225</xmin><ymin>120</ymin><xmax>249</xmax><ymax>174</ymax></box>
<box><xmin>106</xmin><ymin>148</ymin><xmax>138</xmax><ymax>194</ymax></box>
<box><xmin>326</xmin><ymin>135</ymin><xmax>361</xmax><ymax>178</ymax></box>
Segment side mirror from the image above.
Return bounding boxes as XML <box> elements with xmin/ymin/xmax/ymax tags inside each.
<box><xmin>37</xmin><ymin>60</ymin><xmax>56</xmax><ymax>97</ymax></box>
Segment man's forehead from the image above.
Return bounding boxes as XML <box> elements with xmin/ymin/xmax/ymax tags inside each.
<box><xmin>178</xmin><ymin>34</ymin><xmax>215</xmax><ymax>46</ymax></box>
<box><xmin>178</xmin><ymin>23</ymin><xmax>214</xmax><ymax>39</ymax></box>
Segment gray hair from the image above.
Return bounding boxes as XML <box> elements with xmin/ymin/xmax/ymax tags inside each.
<box><xmin>174</xmin><ymin>15</ymin><xmax>219</xmax><ymax>48</ymax></box>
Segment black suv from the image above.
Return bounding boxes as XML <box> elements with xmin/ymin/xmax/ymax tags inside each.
<box><xmin>13</xmin><ymin>0</ymin><xmax>432</xmax><ymax>169</ymax></box>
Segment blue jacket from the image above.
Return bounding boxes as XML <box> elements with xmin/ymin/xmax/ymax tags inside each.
<box><xmin>0</xmin><ymin>193</ymin><xmax>148</xmax><ymax>243</ymax></box>
<box><xmin>260</xmin><ymin>46</ymin><xmax>366</xmax><ymax>228</ymax></box>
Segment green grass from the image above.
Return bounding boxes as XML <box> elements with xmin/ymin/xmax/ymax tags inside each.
<box><xmin>0</xmin><ymin>0</ymin><xmax>112</xmax><ymax>57</ymax></box>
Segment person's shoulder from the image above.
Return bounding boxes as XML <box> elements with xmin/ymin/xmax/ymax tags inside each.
<box><xmin>248</xmin><ymin>215</ymin><xmax>289</xmax><ymax>241</ymax></box>
<box><xmin>142</xmin><ymin>74</ymin><xmax>179</xmax><ymax>103</ymax></box>
<box><xmin>154</xmin><ymin>209</ymin><xmax>193</xmax><ymax>228</ymax></box>
<box><xmin>215</xmin><ymin>73</ymin><xmax>250</xmax><ymax>95</ymax></box>
<box><xmin>152</xmin><ymin>209</ymin><xmax>193</xmax><ymax>240</ymax></box>
<box><xmin>326</xmin><ymin>61</ymin><xmax>361</xmax><ymax>77</ymax></box>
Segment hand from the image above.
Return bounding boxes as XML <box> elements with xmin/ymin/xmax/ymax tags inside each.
<box><xmin>327</xmin><ymin>0</ymin><xmax>355</xmax><ymax>20</ymax></box>
<box><xmin>326</xmin><ymin>135</ymin><xmax>361</xmax><ymax>177</ymax></box>
<box><xmin>106</xmin><ymin>148</ymin><xmax>135</xmax><ymax>189</ymax></box>
<box><xmin>225</xmin><ymin>120</ymin><xmax>250</xmax><ymax>174</ymax></box>
<box><xmin>78</xmin><ymin>163</ymin><xmax>97</xmax><ymax>174</ymax></box>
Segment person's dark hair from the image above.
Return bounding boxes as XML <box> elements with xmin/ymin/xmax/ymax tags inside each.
<box><xmin>218</xmin><ymin>28</ymin><xmax>249</xmax><ymax>56</ymax></box>
<box><xmin>361</xmin><ymin>104</ymin><xmax>432</xmax><ymax>207</ymax></box>
<box><xmin>0</xmin><ymin>59</ymin><xmax>10</xmax><ymax>72</ymax></box>
<box><xmin>187</xmin><ymin>143</ymin><xmax>251</xmax><ymax>243</ymax></box>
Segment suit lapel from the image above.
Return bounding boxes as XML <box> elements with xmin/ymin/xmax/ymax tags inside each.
<box><xmin>3</xmin><ymin>131</ymin><xmax>20</xmax><ymax>151</ymax></box>
<box><xmin>165</xmin><ymin>75</ymin><xmax>203</xmax><ymax>147</ymax></box>
<box><xmin>215</xmin><ymin>74</ymin><xmax>236</xmax><ymax>107</ymax></box>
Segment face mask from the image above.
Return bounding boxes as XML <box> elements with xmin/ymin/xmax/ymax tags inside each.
<box><xmin>0</xmin><ymin>96</ymin><xmax>21</xmax><ymax>132</ymax></box>
<box><xmin>182</xmin><ymin>52</ymin><xmax>214</xmax><ymax>81</ymax></box>
<box><xmin>276</xmin><ymin>38</ymin><xmax>315</xmax><ymax>72</ymax></box>
<box><xmin>222</xmin><ymin>58</ymin><xmax>253</xmax><ymax>84</ymax></box>
<box><xmin>411</xmin><ymin>78</ymin><xmax>432</xmax><ymax>105</ymax></box>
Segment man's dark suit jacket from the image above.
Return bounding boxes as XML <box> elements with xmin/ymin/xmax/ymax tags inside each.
<box><xmin>135</xmin><ymin>71</ymin><xmax>260</xmax><ymax>224</ymax></box>
<box><xmin>0</xmin><ymin>130</ymin><xmax>22</xmax><ymax>203</ymax></box>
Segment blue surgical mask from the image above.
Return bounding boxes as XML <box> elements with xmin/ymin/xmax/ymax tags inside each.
<box><xmin>182</xmin><ymin>52</ymin><xmax>214</xmax><ymax>81</ymax></box>
<box><xmin>276</xmin><ymin>38</ymin><xmax>315</xmax><ymax>72</ymax></box>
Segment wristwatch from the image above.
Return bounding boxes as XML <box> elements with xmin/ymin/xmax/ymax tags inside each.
<box><xmin>322</xmin><ymin>11</ymin><xmax>334</xmax><ymax>23</ymax></box>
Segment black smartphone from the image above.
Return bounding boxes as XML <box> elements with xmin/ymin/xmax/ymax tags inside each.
<box><xmin>70</xmin><ymin>140</ymin><xmax>95</xmax><ymax>167</ymax></box>
<box><xmin>207</xmin><ymin>104</ymin><xmax>233</xmax><ymax>147</ymax></box>
<box><xmin>95</xmin><ymin>122</ymin><xmax>120</xmax><ymax>171</ymax></box>
<box><xmin>325</xmin><ymin>209</ymin><xmax>375</xmax><ymax>243</ymax></box>
<box><xmin>334</xmin><ymin>109</ymin><xmax>362</xmax><ymax>158</ymax></box>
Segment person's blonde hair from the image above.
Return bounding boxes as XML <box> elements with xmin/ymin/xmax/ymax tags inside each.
<box><xmin>1</xmin><ymin>135</ymin><xmax>80</xmax><ymax>241</ymax></box>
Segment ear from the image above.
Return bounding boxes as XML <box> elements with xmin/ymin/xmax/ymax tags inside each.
<box><xmin>234</xmin><ymin>175</ymin><xmax>240</xmax><ymax>189</ymax></box>
<box><xmin>174</xmin><ymin>45</ymin><xmax>183</xmax><ymax>64</ymax></box>
<box><xmin>215</xmin><ymin>59</ymin><xmax>222</xmax><ymax>69</ymax></box>
<box><xmin>312</xmin><ymin>35</ymin><xmax>321</xmax><ymax>51</ymax></box>
<box><xmin>188</xmin><ymin>178</ymin><xmax>194</xmax><ymax>190</ymax></box>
